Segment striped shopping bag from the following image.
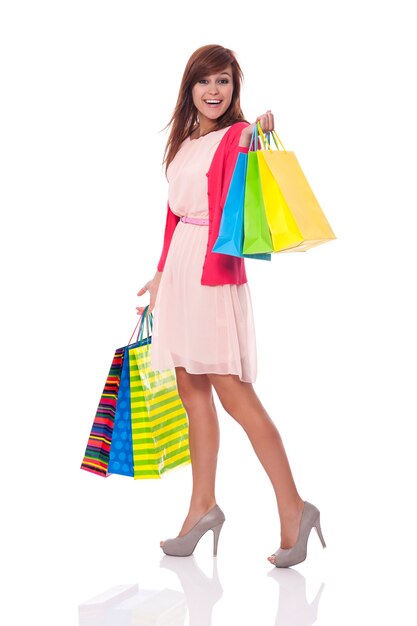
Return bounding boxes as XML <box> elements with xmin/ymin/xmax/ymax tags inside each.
<box><xmin>80</xmin><ymin>348</ymin><xmax>125</xmax><ymax>477</ymax></box>
<box><xmin>129</xmin><ymin>334</ymin><xmax>191</xmax><ymax>479</ymax></box>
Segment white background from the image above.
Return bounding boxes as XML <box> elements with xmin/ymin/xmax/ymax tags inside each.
<box><xmin>1</xmin><ymin>1</ymin><xmax>416</xmax><ymax>624</ymax></box>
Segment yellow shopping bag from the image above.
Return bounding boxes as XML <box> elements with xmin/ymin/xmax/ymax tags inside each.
<box><xmin>257</xmin><ymin>123</ymin><xmax>336</xmax><ymax>252</ymax></box>
<box><xmin>129</xmin><ymin>311</ymin><xmax>191</xmax><ymax>479</ymax></box>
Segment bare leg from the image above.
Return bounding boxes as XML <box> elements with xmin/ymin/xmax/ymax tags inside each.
<box><xmin>160</xmin><ymin>367</ymin><xmax>219</xmax><ymax>547</ymax></box>
<box><xmin>207</xmin><ymin>373</ymin><xmax>304</xmax><ymax>564</ymax></box>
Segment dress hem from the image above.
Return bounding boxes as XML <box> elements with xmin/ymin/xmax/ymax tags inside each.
<box><xmin>152</xmin><ymin>360</ymin><xmax>256</xmax><ymax>385</ymax></box>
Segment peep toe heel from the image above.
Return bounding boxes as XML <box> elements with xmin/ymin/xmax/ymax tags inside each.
<box><xmin>272</xmin><ymin>501</ymin><xmax>327</xmax><ymax>568</ymax></box>
<box><xmin>161</xmin><ymin>504</ymin><xmax>225</xmax><ymax>557</ymax></box>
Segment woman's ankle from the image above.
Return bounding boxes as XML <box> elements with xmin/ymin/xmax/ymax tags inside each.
<box><xmin>278</xmin><ymin>496</ymin><xmax>305</xmax><ymax>520</ymax></box>
<box><xmin>189</xmin><ymin>497</ymin><xmax>217</xmax><ymax>512</ymax></box>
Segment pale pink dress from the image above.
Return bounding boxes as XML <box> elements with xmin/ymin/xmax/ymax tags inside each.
<box><xmin>150</xmin><ymin>127</ymin><xmax>257</xmax><ymax>383</ymax></box>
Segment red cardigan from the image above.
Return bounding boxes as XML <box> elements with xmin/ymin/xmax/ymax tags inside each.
<box><xmin>156</xmin><ymin>121</ymin><xmax>250</xmax><ymax>286</ymax></box>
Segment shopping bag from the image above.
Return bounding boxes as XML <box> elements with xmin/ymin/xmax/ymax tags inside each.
<box><xmin>108</xmin><ymin>312</ymin><xmax>156</xmax><ymax>477</ymax></box>
<box><xmin>108</xmin><ymin>341</ymin><xmax>134</xmax><ymax>477</ymax></box>
<box><xmin>80</xmin><ymin>347</ymin><xmax>125</xmax><ymax>477</ymax></box>
<box><xmin>80</xmin><ymin>317</ymin><xmax>145</xmax><ymax>478</ymax></box>
<box><xmin>129</xmin><ymin>311</ymin><xmax>191</xmax><ymax>479</ymax></box>
<box><xmin>81</xmin><ymin>307</ymin><xmax>191</xmax><ymax>479</ymax></box>
<box><xmin>242</xmin><ymin>126</ymin><xmax>274</xmax><ymax>255</ymax></box>
<box><xmin>212</xmin><ymin>151</ymin><xmax>271</xmax><ymax>261</ymax></box>
<box><xmin>257</xmin><ymin>123</ymin><xmax>336</xmax><ymax>252</ymax></box>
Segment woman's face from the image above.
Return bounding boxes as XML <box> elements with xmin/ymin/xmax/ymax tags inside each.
<box><xmin>191</xmin><ymin>64</ymin><xmax>234</xmax><ymax>127</ymax></box>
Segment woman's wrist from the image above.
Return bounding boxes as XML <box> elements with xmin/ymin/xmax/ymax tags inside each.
<box><xmin>239</xmin><ymin>128</ymin><xmax>253</xmax><ymax>148</ymax></box>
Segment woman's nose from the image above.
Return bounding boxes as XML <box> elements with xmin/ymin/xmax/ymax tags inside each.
<box><xmin>207</xmin><ymin>83</ymin><xmax>219</xmax><ymax>94</ymax></box>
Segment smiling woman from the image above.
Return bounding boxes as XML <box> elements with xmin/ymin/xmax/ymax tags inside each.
<box><xmin>136</xmin><ymin>44</ymin><xmax>326</xmax><ymax>570</ymax></box>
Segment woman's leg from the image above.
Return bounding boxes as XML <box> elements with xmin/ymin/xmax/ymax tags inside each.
<box><xmin>207</xmin><ymin>373</ymin><xmax>304</xmax><ymax>563</ymax></box>
<box><xmin>160</xmin><ymin>367</ymin><xmax>219</xmax><ymax>547</ymax></box>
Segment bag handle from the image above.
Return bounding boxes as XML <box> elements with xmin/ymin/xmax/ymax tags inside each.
<box><xmin>128</xmin><ymin>317</ymin><xmax>141</xmax><ymax>345</ymax></box>
<box><xmin>127</xmin><ymin>305</ymin><xmax>153</xmax><ymax>345</ymax></box>
<box><xmin>248</xmin><ymin>124</ymin><xmax>258</xmax><ymax>152</ymax></box>
<box><xmin>138</xmin><ymin>307</ymin><xmax>153</xmax><ymax>343</ymax></box>
<box><xmin>257</xmin><ymin>121</ymin><xmax>287</xmax><ymax>152</ymax></box>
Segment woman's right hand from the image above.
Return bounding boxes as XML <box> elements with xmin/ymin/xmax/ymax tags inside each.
<box><xmin>136</xmin><ymin>271</ymin><xmax>162</xmax><ymax>315</ymax></box>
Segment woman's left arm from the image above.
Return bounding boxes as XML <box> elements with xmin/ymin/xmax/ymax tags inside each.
<box><xmin>239</xmin><ymin>110</ymin><xmax>275</xmax><ymax>147</ymax></box>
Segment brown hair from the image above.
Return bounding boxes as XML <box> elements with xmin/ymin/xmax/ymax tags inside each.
<box><xmin>162</xmin><ymin>44</ymin><xmax>247</xmax><ymax>175</ymax></box>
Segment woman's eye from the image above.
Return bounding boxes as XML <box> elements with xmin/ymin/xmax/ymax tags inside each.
<box><xmin>198</xmin><ymin>78</ymin><xmax>229</xmax><ymax>85</ymax></box>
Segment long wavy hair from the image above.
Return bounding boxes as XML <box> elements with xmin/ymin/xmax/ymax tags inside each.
<box><xmin>163</xmin><ymin>44</ymin><xmax>247</xmax><ymax>175</ymax></box>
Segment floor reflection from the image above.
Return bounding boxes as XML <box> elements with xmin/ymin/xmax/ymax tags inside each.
<box><xmin>268</xmin><ymin>568</ymin><xmax>325</xmax><ymax>626</ymax></box>
<box><xmin>78</xmin><ymin>582</ymin><xmax>187</xmax><ymax>625</ymax></box>
<box><xmin>160</xmin><ymin>555</ymin><xmax>223</xmax><ymax>626</ymax></box>
<box><xmin>161</xmin><ymin>555</ymin><xmax>324</xmax><ymax>626</ymax></box>
<box><xmin>78</xmin><ymin>561</ymin><xmax>324</xmax><ymax>625</ymax></box>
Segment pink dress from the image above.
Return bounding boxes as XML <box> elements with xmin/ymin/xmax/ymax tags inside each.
<box><xmin>150</xmin><ymin>127</ymin><xmax>257</xmax><ymax>383</ymax></box>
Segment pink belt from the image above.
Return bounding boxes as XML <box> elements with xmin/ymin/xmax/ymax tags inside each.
<box><xmin>180</xmin><ymin>215</ymin><xmax>209</xmax><ymax>225</ymax></box>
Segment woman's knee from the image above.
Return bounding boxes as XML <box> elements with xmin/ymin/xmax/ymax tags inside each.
<box><xmin>207</xmin><ymin>373</ymin><xmax>253</xmax><ymax>418</ymax></box>
<box><xmin>175</xmin><ymin>367</ymin><xmax>213</xmax><ymax>411</ymax></box>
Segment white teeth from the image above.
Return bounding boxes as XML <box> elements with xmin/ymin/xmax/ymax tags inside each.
<box><xmin>205</xmin><ymin>100</ymin><xmax>221</xmax><ymax>104</ymax></box>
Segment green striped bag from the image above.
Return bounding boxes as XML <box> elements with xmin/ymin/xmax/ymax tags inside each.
<box><xmin>129</xmin><ymin>311</ymin><xmax>191</xmax><ymax>479</ymax></box>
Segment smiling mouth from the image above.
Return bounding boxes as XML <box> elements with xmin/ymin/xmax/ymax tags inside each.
<box><xmin>204</xmin><ymin>100</ymin><xmax>222</xmax><ymax>105</ymax></box>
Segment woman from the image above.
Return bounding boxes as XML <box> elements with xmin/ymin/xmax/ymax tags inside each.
<box><xmin>136</xmin><ymin>44</ymin><xmax>326</xmax><ymax>568</ymax></box>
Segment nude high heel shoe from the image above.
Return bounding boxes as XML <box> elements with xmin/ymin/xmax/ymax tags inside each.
<box><xmin>161</xmin><ymin>505</ymin><xmax>226</xmax><ymax>557</ymax></box>
<box><xmin>272</xmin><ymin>501</ymin><xmax>326</xmax><ymax>568</ymax></box>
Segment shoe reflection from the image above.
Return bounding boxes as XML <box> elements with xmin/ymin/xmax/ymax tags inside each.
<box><xmin>160</xmin><ymin>555</ymin><xmax>222</xmax><ymax>626</ymax></box>
<box><xmin>78</xmin><ymin>582</ymin><xmax>187</xmax><ymax>625</ymax></box>
<box><xmin>267</xmin><ymin>568</ymin><xmax>325</xmax><ymax>626</ymax></box>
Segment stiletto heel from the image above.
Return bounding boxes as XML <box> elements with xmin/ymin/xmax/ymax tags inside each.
<box><xmin>161</xmin><ymin>505</ymin><xmax>226</xmax><ymax>557</ymax></box>
<box><xmin>212</xmin><ymin>522</ymin><xmax>224</xmax><ymax>556</ymax></box>
<box><xmin>271</xmin><ymin>501</ymin><xmax>327</xmax><ymax>568</ymax></box>
<box><xmin>314</xmin><ymin>514</ymin><xmax>326</xmax><ymax>548</ymax></box>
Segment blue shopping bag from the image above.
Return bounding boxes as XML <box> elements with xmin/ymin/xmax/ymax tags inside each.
<box><xmin>108</xmin><ymin>347</ymin><xmax>134</xmax><ymax>477</ymax></box>
<box><xmin>107</xmin><ymin>312</ymin><xmax>151</xmax><ymax>478</ymax></box>
<box><xmin>212</xmin><ymin>152</ymin><xmax>271</xmax><ymax>261</ymax></box>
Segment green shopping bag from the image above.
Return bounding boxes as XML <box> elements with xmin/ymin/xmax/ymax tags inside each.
<box><xmin>242</xmin><ymin>126</ymin><xmax>274</xmax><ymax>255</ymax></box>
<box><xmin>129</xmin><ymin>310</ymin><xmax>191</xmax><ymax>479</ymax></box>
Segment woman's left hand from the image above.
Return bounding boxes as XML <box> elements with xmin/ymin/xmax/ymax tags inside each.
<box><xmin>239</xmin><ymin>110</ymin><xmax>274</xmax><ymax>146</ymax></box>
